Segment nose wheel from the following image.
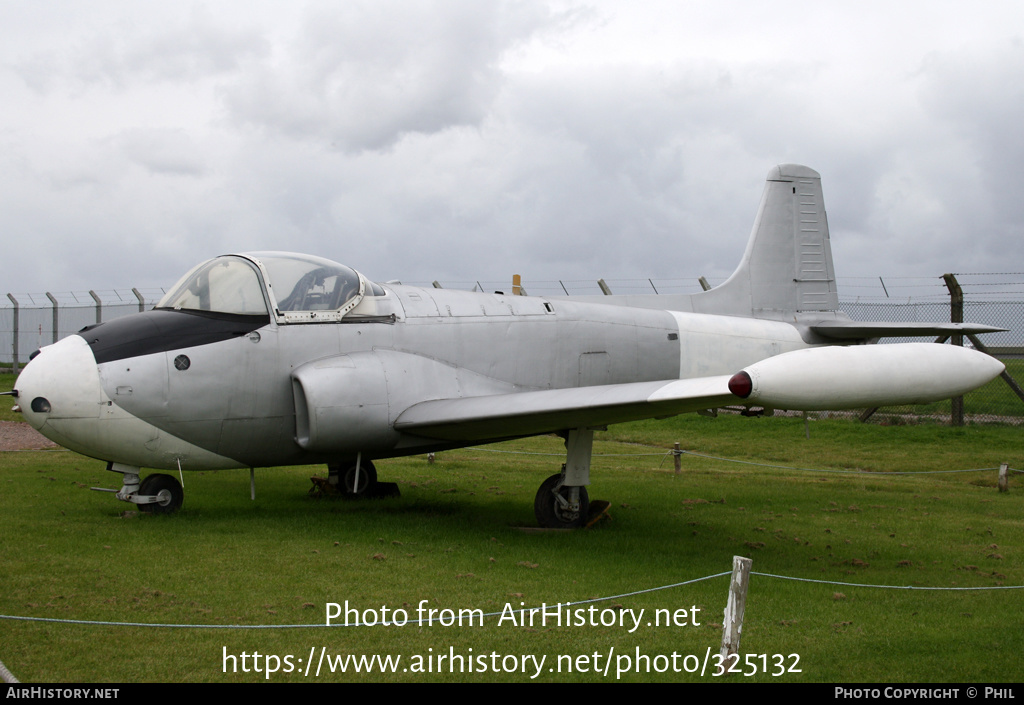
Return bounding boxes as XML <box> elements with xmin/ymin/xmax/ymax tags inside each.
<box><xmin>93</xmin><ymin>463</ymin><xmax>185</xmax><ymax>514</ymax></box>
<box><xmin>137</xmin><ymin>474</ymin><xmax>184</xmax><ymax>514</ymax></box>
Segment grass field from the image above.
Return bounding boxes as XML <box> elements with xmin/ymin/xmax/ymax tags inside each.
<box><xmin>1</xmin><ymin>407</ymin><xmax>1022</xmax><ymax>683</ymax></box>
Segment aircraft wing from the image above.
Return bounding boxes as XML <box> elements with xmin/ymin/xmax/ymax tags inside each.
<box><xmin>395</xmin><ymin>342</ymin><xmax>1005</xmax><ymax>443</ymax></box>
<box><xmin>809</xmin><ymin>321</ymin><xmax>1006</xmax><ymax>339</ymax></box>
<box><xmin>393</xmin><ymin>376</ymin><xmax>735</xmax><ymax>442</ymax></box>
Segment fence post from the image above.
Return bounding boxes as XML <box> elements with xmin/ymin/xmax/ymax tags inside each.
<box><xmin>673</xmin><ymin>442</ymin><xmax>681</xmax><ymax>474</ymax></box>
<box><xmin>132</xmin><ymin>288</ymin><xmax>145</xmax><ymax>313</ymax></box>
<box><xmin>46</xmin><ymin>292</ymin><xmax>58</xmax><ymax>345</ymax></box>
<box><xmin>0</xmin><ymin>655</ymin><xmax>19</xmax><ymax>684</ymax></box>
<box><xmin>719</xmin><ymin>555</ymin><xmax>752</xmax><ymax>674</ymax></box>
<box><xmin>999</xmin><ymin>463</ymin><xmax>1009</xmax><ymax>493</ymax></box>
<box><xmin>942</xmin><ymin>274</ymin><xmax>964</xmax><ymax>426</ymax></box>
<box><xmin>89</xmin><ymin>290</ymin><xmax>102</xmax><ymax>325</ymax></box>
<box><xmin>6</xmin><ymin>294</ymin><xmax>18</xmax><ymax>374</ymax></box>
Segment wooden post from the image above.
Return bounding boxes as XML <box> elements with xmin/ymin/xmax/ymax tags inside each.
<box><xmin>673</xmin><ymin>442</ymin><xmax>681</xmax><ymax>475</ymax></box>
<box><xmin>719</xmin><ymin>555</ymin><xmax>752</xmax><ymax>674</ymax></box>
<box><xmin>999</xmin><ymin>463</ymin><xmax>1009</xmax><ymax>493</ymax></box>
<box><xmin>859</xmin><ymin>407</ymin><xmax>879</xmax><ymax>423</ymax></box>
<box><xmin>512</xmin><ymin>274</ymin><xmax>522</xmax><ymax>296</ymax></box>
<box><xmin>0</xmin><ymin>655</ymin><xmax>19</xmax><ymax>684</ymax></box>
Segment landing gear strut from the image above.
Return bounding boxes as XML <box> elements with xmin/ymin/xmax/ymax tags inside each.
<box><xmin>327</xmin><ymin>457</ymin><xmax>378</xmax><ymax>496</ymax></box>
<box><xmin>533</xmin><ymin>428</ymin><xmax>594</xmax><ymax>529</ymax></box>
<box><xmin>313</xmin><ymin>456</ymin><xmax>399</xmax><ymax>499</ymax></box>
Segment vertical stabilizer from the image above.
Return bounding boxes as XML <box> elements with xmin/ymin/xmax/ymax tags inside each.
<box><xmin>694</xmin><ymin>164</ymin><xmax>839</xmax><ymax>318</ymax></box>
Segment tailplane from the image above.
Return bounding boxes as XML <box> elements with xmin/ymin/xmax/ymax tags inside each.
<box><xmin>569</xmin><ymin>163</ymin><xmax>1004</xmax><ymax>339</ymax></box>
<box><xmin>693</xmin><ymin>164</ymin><xmax>838</xmax><ymax>318</ymax></box>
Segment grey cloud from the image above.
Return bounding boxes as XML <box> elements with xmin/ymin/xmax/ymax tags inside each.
<box><xmin>114</xmin><ymin>128</ymin><xmax>207</xmax><ymax>177</ymax></box>
<box><xmin>14</xmin><ymin>9</ymin><xmax>270</xmax><ymax>92</ymax></box>
<box><xmin>223</xmin><ymin>0</ymin><xmax>555</xmax><ymax>152</ymax></box>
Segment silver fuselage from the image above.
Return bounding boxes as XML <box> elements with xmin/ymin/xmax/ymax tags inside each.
<box><xmin>14</xmin><ymin>284</ymin><xmax>807</xmax><ymax>472</ymax></box>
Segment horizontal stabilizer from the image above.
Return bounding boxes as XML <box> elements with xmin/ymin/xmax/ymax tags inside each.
<box><xmin>810</xmin><ymin>321</ymin><xmax>1006</xmax><ymax>340</ymax></box>
<box><xmin>394</xmin><ymin>377</ymin><xmax>736</xmax><ymax>442</ymax></box>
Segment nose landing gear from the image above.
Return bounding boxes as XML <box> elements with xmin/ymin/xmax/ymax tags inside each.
<box><xmin>91</xmin><ymin>462</ymin><xmax>184</xmax><ymax>514</ymax></box>
<box><xmin>137</xmin><ymin>473</ymin><xmax>184</xmax><ymax>514</ymax></box>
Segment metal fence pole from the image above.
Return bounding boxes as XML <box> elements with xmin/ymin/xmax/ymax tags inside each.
<box><xmin>46</xmin><ymin>292</ymin><xmax>58</xmax><ymax>345</ymax></box>
<box><xmin>942</xmin><ymin>274</ymin><xmax>964</xmax><ymax>426</ymax></box>
<box><xmin>6</xmin><ymin>294</ymin><xmax>18</xmax><ymax>374</ymax></box>
<box><xmin>89</xmin><ymin>290</ymin><xmax>102</xmax><ymax>325</ymax></box>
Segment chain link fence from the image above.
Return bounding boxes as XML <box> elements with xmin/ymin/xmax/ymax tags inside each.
<box><xmin>2</xmin><ymin>276</ymin><xmax>1022</xmax><ymax>423</ymax></box>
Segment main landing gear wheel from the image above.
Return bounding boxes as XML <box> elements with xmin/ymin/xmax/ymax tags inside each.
<box><xmin>329</xmin><ymin>460</ymin><xmax>378</xmax><ymax>496</ymax></box>
<box><xmin>534</xmin><ymin>473</ymin><xmax>589</xmax><ymax>529</ymax></box>
<box><xmin>137</xmin><ymin>473</ymin><xmax>184</xmax><ymax>514</ymax></box>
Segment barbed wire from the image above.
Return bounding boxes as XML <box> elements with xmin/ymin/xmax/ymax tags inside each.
<box><xmin>3</xmin><ymin>275</ymin><xmax>1024</xmax><ymax>304</ymax></box>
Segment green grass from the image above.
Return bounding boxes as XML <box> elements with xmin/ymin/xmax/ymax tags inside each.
<box><xmin>1</xmin><ymin>373</ymin><xmax>18</xmax><ymax>422</ymax></box>
<box><xmin>1</xmin><ymin>414</ymin><xmax>1022</xmax><ymax>682</ymax></box>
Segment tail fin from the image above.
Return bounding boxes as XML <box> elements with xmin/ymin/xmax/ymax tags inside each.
<box><xmin>694</xmin><ymin>164</ymin><xmax>839</xmax><ymax>318</ymax></box>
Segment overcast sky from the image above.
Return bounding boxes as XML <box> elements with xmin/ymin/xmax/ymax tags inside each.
<box><xmin>2</xmin><ymin>1</ymin><xmax>1022</xmax><ymax>299</ymax></box>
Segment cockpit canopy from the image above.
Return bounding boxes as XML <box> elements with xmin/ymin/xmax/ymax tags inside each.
<box><xmin>157</xmin><ymin>252</ymin><xmax>379</xmax><ymax>322</ymax></box>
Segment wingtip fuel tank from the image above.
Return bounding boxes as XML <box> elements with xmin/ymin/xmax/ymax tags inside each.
<box><xmin>728</xmin><ymin>343</ymin><xmax>1005</xmax><ymax>411</ymax></box>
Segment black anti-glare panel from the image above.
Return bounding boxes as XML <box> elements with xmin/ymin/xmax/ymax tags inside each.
<box><xmin>78</xmin><ymin>309</ymin><xmax>269</xmax><ymax>364</ymax></box>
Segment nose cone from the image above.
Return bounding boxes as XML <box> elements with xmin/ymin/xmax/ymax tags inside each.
<box><xmin>15</xmin><ymin>335</ymin><xmax>104</xmax><ymax>433</ymax></box>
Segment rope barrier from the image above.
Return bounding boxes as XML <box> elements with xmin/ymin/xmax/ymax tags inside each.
<box><xmin>1</xmin><ymin>568</ymin><xmax>1019</xmax><ymax>631</ymax></box>
<box><xmin>469</xmin><ymin>444</ymin><xmax>1020</xmax><ymax>477</ymax></box>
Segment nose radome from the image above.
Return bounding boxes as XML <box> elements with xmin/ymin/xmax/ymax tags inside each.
<box><xmin>14</xmin><ymin>335</ymin><xmax>104</xmax><ymax>431</ymax></box>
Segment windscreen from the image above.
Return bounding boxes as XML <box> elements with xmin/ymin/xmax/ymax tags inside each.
<box><xmin>157</xmin><ymin>257</ymin><xmax>269</xmax><ymax>316</ymax></box>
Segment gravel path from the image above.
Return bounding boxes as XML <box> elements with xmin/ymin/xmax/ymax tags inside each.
<box><xmin>0</xmin><ymin>421</ymin><xmax>59</xmax><ymax>450</ymax></box>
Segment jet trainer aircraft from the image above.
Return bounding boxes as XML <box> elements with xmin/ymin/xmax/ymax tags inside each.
<box><xmin>9</xmin><ymin>165</ymin><xmax>1005</xmax><ymax>527</ymax></box>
